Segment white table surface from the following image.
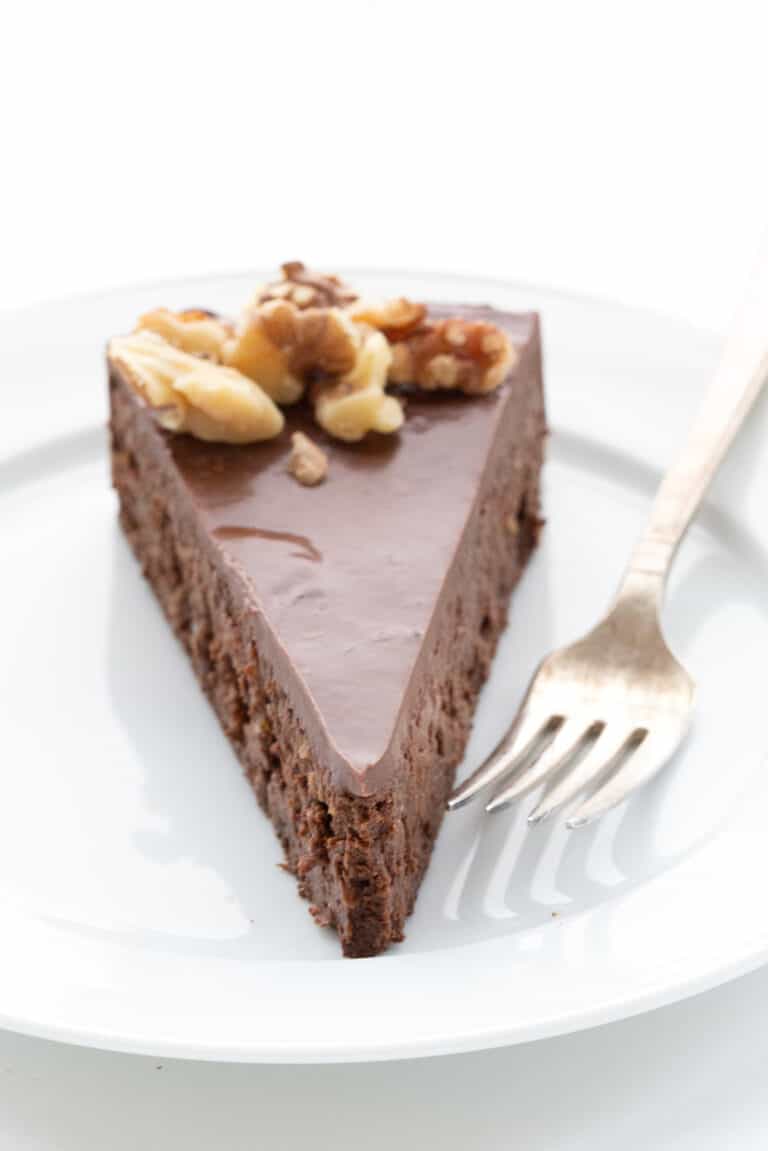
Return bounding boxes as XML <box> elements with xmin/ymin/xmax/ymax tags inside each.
<box><xmin>3</xmin><ymin>1</ymin><xmax>768</xmax><ymax>1145</ymax></box>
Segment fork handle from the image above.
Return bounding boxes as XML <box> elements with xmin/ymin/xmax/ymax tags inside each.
<box><xmin>622</xmin><ymin>243</ymin><xmax>768</xmax><ymax>591</ymax></box>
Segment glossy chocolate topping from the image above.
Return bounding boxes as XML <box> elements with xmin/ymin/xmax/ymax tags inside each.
<box><xmin>164</xmin><ymin>306</ymin><xmax>539</xmax><ymax>788</ymax></box>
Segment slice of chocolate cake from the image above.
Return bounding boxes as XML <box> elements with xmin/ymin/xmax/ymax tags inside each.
<box><xmin>108</xmin><ymin>272</ymin><xmax>545</xmax><ymax>957</ymax></box>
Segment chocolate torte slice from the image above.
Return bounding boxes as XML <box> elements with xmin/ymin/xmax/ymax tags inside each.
<box><xmin>108</xmin><ymin>274</ymin><xmax>545</xmax><ymax>956</ymax></box>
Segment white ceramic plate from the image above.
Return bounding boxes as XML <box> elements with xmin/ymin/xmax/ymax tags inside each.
<box><xmin>1</xmin><ymin>270</ymin><xmax>768</xmax><ymax>1063</ymax></box>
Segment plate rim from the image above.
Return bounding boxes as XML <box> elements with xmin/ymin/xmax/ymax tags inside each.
<box><xmin>0</xmin><ymin>262</ymin><xmax>719</xmax><ymax>342</ymax></box>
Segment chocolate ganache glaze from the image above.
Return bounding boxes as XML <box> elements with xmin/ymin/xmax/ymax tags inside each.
<box><xmin>159</xmin><ymin>305</ymin><xmax>542</xmax><ymax>794</ymax></box>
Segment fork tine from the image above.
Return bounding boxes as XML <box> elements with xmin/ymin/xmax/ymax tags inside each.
<box><xmin>485</xmin><ymin>718</ymin><xmax>595</xmax><ymax>814</ymax></box>
<box><xmin>566</xmin><ymin>728</ymin><xmax>683</xmax><ymax>828</ymax></box>
<box><xmin>447</xmin><ymin>708</ymin><xmax>556</xmax><ymax>810</ymax></box>
<box><xmin>528</xmin><ymin>726</ymin><xmax>636</xmax><ymax>824</ymax></box>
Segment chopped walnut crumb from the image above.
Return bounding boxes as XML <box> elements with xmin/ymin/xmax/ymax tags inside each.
<box><xmin>289</xmin><ymin>432</ymin><xmax>328</xmax><ymax>487</ymax></box>
<box><xmin>109</xmin><ymin>331</ymin><xmax>284</xmax><ymax>444</ymax></box>
<box><xmin>314</xmin><ymin>329</ymin><xmax>404</xmax><ymax>442</ymax></box>
<box><xmin>388</xmin><ymin>318</ymin><xmax>518</xmax><ymax>394</ymax></box>
<box><xmin>256</xmin><ymin>262</ymin><xmax>358</xmax><ymax>310</ymax></box>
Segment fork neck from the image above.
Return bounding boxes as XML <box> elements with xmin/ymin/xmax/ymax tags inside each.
<box><xmin>613</xmin><ymin>560</ymin><xmax>666</xmax><ymax>620</ymax></box>
<box><xmin>624</xmin><ymin>531</ymin><xmax>676</xmax><ymax>586</ymax></box>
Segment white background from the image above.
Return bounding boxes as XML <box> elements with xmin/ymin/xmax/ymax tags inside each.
<box><xmin>2</xmin><ymin>1</ymin><xmax>768</xmax><ymax>1146</ymax></box>
<box><xmin>2</xmin><ymin>0</ymin><xmax>767</xmax><ymax>331</ymax></box>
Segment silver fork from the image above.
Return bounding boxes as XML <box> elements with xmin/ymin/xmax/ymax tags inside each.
<box><xmin>449</xmin><ymin>250</ymin><xmax>768</xmax><ymax>827</ymax></box>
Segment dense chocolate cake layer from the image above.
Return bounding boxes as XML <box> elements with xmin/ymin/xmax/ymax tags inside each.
<box><xmin>109</xmin><ymin>304</ymin><xmax>546</xmax><ymax>954</ymax></box>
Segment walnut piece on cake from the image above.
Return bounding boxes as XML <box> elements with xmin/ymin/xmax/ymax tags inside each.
<box><xmin>109</xmin><ymin>331</ymin><xmax>284</xmax><ymax>444</ymax></box>
<box><xmin>349</xmin><ymin>297</ymin><xmax>427</xmax><ymax>340</ymax></box>
<box><xmin>388</xmin><ymin>317</ymin><xmax>518</xmax><ymax>395</ymax></box>
<box><xmin>222</xmin><ymin>312</ymin><xmax>305</xmax><ymax>406</ymax></box>
<box><xmin>223</xmin><ymin>299</ymin><xmax>361</xmax><ymax>407</ymax></box>
<box><xmin>136</xmin><ymin>307</ymin><xmax>233</xmax><ymax>361</ymax></box>
<box><xmin>289</xmin><ymin>432</ymin><xmax>329</xmax><ymax>486</ymax></box>
<box><xmin>313</xmin><ymin>329</ymin><xmax>404</xmax><ymax>443</ymax></box>
<box><xmin>255</xmin><ymin>262</ymin><xmax>359</xmax><ymax>310</ymax></box>
<box><xmin>258</xmin><ymin>300</ymin><xmax>361</xmax><ymax>378</ymax></box>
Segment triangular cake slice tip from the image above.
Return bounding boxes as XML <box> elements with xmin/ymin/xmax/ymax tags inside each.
<box><xmin>109</xmin><ymin>304</ymin><xmax>545</xmax><ymax>956</ymax></box>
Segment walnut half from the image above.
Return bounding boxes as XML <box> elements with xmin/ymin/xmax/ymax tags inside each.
<box><xmin>109</xmin><ymin>331</ymin><xmax>284</xmax><ymax>444</ymax></box>
<box><xmin>258</xmin><ymin>300</ymin><xmax>360</xmax><ymax>377</ymax></box>
<box><xmin>223</xmin><ymin>300</ymin><xmax>361</xmax><ymax>407</ymax></box>
<box><xmin>389</xmin><ymin>317</ymin><xmax>518</xmax><ymax>394</ymax></box>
